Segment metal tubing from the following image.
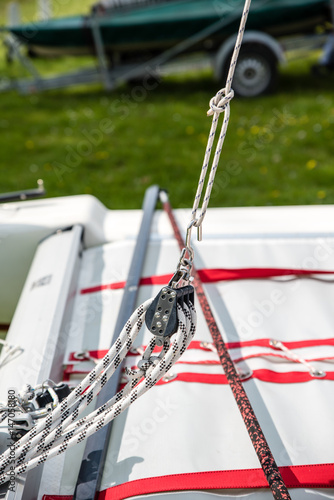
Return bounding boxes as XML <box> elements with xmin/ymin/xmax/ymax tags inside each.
<box><xmin>0</xmin><ymin>180</ymin><xmax>45</xmax><ymax>203</ymax></box>
<box><xmin>73</xmin><ymin>185</ymin><xmax>160</xmax><ymax>500</ymax></box>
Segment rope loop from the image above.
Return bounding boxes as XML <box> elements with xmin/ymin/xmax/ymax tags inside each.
<box><xmin>188</xmin><ymin>0</ymin><xmax>251</xmax><ymax>251</ymax></box>
<box><xmin>207</xmin><ymin>88</ymin><xmax>234</xmax><ymax>117</ymax></box>
<box><xmin>137</xmin><ymin>355</ymin><xmax>161</xmax><ymax>374</ymax></box>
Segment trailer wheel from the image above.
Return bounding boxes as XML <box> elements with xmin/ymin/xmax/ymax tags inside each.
<box><xmin>222</xmin><ymin>43</ymin><xmax>278</xmax><ymax>97</ymax></box>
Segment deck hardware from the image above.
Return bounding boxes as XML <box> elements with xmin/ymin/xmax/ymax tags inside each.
<box><xmin>36</xmin><ymin>383</ymin><xmax>71</xmax><ymax>408</ymax></box>
<box><xmin>310</xmin><ymin>369</ymin><xmax>326</xmax><ymax>378</ymax></box>
<box><xmin>238</xmin><ymin>369</ymin><xmax>253</xmax><ymax>381</ymax></box>
<box><xmin>162</xmin><ymin>372</ymin><xmax>177</xmax><ymax>383</ymax></box>
<box><xmin>200</xmin><ymin>341</ymin><xmax>217</xmax><ymax>352</ymax></box>
<box><xmin>72</xmin><ymin>351</ymin><xmax>89</xmax><ymax>360</ymax></box>
<box><xmin>0</xmin><ymin>179</ymin><xmax>45</xmax><ymax>203</ymax></box>
<box><xmin>145</xmin><ymin>284</ymin><xmax>194</xmax><ymax>340</ymax></box>
<box><xmin>5</xmin><ymin>381</ymin><xmax>71</xmax><ymax>442</ymax></box>
<box><xmin>10</xmin><ymin>414</ymin><xmax>34</xmax><ymax>441</ymax></box>
<box><xmin>269</xmin><ymin>339</ymin><xmax>280</xmax><ymax>348</ymax></box>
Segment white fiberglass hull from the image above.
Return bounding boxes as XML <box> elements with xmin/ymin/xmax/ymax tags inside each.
<box><xmin>1</xmin><ymin>195</ymin><xmax>334</xmax><ymax>499</ymax></box>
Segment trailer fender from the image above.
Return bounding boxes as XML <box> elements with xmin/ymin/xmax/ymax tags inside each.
<box><xmin>214</xmin><ymin>31</ymin><xmax>285</xmax><ymax>80</ymax></box>
<box><xmin>214</xmin><ymin>31</ymin><xmax>285</xmax><ymax>97</ymax></box>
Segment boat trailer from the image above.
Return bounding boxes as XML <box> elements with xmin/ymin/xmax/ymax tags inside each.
<box><xmin>0</xmin><ymin>0</ymin><xmax>288</xmax><ymax>96</ymax></box>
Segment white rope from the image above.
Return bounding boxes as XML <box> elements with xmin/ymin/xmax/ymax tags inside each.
<box><xmin>0</xmin><ymin>0</ymin><xmax>251</xmax><ymax>485</ymax></box>
<box><xmin>269</xmin><ymin>339</ymin><xmax>325</xmax><ymax>377</ymax></box>
<box><xmin>0</xmin><ymin>298</ymin><xmax>196</xmax><ymax>484</ymax></box>
<box><xmin>0</xmin><ymin>407</ymin><xmax>8</xmax><ymax>424</ymax></box>
<box><xmin>191</xmin><ymin>0</ymin><xmax>251</xmax><ymax>234</ymax></box>
<box><xmin>201</xmin><ymin>339</ymin><xmax>326</xmax><ymax>378</ymax></box>
<box><xmin>0</xmin><ymin>339</ymin><xmax>22</xmax><ymax>369</ymax></box>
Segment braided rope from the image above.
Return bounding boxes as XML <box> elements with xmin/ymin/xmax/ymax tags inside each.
<box><xmin>0</xmin><ymin>411</ymin><xmax>7</xmax><ymax>424</ymax></box>
<box><xmin>0</xmin><ymin>299</ymin><xmax>196</xmax><ymax>484</ymax></box>
<box><xmin>191</xmin><ymin>0</ymin><xmax>251</xmax><ymax>231</ymax></box>
<box><xmin>0</xmin><ymin>300</ymin><xmax>150</xmax><ymax>474</ymax></box>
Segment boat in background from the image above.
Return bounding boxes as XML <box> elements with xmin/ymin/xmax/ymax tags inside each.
<box><xmin>1</xmin><ymin>2</ymin><xmax>334</xmax><ymax>495</ymax></box>
<box><xmin>4</xmin><ymin>0</ymin><xmax>332</xmax><ymax>58</ymax></box>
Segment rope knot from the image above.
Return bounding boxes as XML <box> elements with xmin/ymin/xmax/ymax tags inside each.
<box><xmin>207</xmin><ymin>88</ymin><xmax>234</xmax><ymax>117</ymax></box>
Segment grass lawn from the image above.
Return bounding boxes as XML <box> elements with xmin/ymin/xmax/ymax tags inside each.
<box><xmin>0</xmin><ymin>0</ymin><xmax>93</xmax><ymax>22</ymax></box>
<box><xmin>0</xmin><ymin>1</ymin><xmax>333</xmax><ymax>210</ymax></box>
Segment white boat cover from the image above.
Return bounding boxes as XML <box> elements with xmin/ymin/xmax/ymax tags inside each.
<box><xmin>1</xmin><ymin>196</ymin><xmax>334</xmax><ymax>500</ymax></box>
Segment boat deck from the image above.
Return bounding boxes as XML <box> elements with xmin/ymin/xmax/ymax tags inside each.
<box><xmin>0</xmin><ymin>196</ymin><xmax>334</xmax><ymax>499</ymax></box>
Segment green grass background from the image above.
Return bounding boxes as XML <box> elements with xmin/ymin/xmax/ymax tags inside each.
<box><xmin>0</xmin><ymin>0</ymin><xmax>333</xmax><ymax>213</ymax></box>
<box><xmin>0</xmin><ymin>1</ymin><xmax>333</xmax><ymax>340</ymax></box>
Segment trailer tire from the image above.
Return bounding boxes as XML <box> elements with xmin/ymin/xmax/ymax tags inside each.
<box><xmin>222</xmin><ymin>43</ymin><xmax>278</xmax><ymax>97</ymax></box>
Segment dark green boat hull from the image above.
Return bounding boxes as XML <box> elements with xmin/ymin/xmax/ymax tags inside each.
<box><xmin>7</xmin><ymin>0</ymin><xmax>331</xmax><ymax>56</ymax></box>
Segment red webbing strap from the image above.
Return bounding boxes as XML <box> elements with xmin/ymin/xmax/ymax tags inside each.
<box><xmin>40</xmin><ymin>463</ymin><xmax>334</xmax><ymax>500</ymax></box>
<box><xmin>162</xmin><ymin>199</ymin><xmax>291</xmax><ymax>500</ymax></box>
<box><xmin>80</xmin><ymin>268</ymin><xmax>334</xmax><ymax>295</ymax></box>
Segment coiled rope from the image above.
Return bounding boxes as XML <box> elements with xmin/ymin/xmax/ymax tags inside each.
<box><xmin>0</xmin><ymin>298</ymin><xmax>196</xmax><ymax>484</ymax></box>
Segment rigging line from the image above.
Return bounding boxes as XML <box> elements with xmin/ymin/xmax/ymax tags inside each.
<box><xmin>0</xmin><ymin>301</ymin><xmax>196</xmax><ymax>484</ymax></box>
<box><xmin>161</xmin><ymin>192</ymin><xmax>291</xmax><ymax>500</ymax></box>
<box><xmin>190</xmin><ymin>0</ymin><xmax>251</xmax><ymax>237</ymax></box>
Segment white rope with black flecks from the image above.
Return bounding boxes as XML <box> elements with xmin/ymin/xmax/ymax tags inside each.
<box><xmin>0</xmin><ymin>298</ymin><xmax>196</xmax><ymax>484</ymax></box>
<box><xmin>0</xmin><ymin>298</ymin><xmax>149</xmax><ymax>476</ymax></box>
<box><xmin>191</xmin><ymin>0</ymin><xmax>251</xmax><ymax>231</ymax></box>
